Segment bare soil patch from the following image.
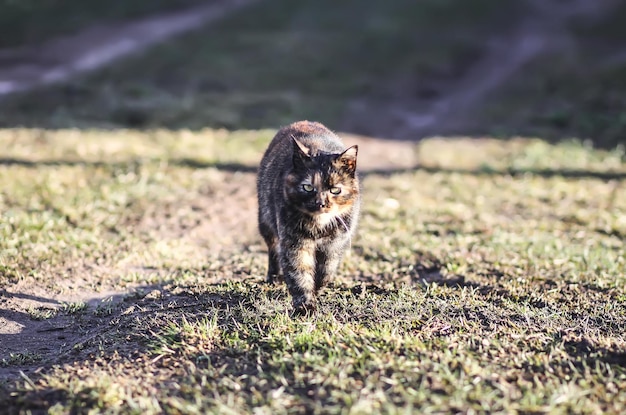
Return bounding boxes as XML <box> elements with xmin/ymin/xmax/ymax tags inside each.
<box><xmin>341</xmin><ymin>0</ymin><xmax>624</xmax><ymax>139</ymax></box>
<box><xmin>0</xmin><ymin>0</ymin><xmax>257</xmax><ymax>95</ymax></box>
<box><xmin>0</xmin><ymin>136</ymin><xmax>421</xmax><ymax>379</ymax></box>
<box><xmin>1</xmin><ymin>0</ymin><xmax>621</xmax><ymax>380</ymax></box>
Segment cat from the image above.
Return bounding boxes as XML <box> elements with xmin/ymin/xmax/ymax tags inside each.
<box><xmin>257</xmin><ymin>121</ymin><xmax>360</xmax><ymax>314</ymax></box>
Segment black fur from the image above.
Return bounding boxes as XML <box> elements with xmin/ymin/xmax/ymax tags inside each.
<box><xmin>257</xmin><ymin>121</ymin><xmax>360</xmax><ymax>313</ymax></box>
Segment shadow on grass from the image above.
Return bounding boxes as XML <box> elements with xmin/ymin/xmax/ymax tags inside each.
<box><xmin>0</xmin><ymin>156</ymin><xmax>259</xmax><ymax>174</ymax></box>
<box><xmin>0</xmin><ymin>0</ymin><xmax>523</xmax><ymax>132</ymax></box>
<box><xmin>0</xmin><ymin>280</ymin><xmax>254</xmax><ymax>369</ymax></box>
<box><xmin>0</xmin><ymin>280</ymin><xmax>260</xmax><ymax>411</ymax></box>
<box><xmin>0</xmin><ymin>284</ymin><xmax>166</xmax><ymax>380</ymax></box>
<box><xmin>1</xmin><ymin>157</ymin><xmax>625</xmax><ymax>181</ymax></box>
<box><xmin>564</xmin><ymin>338</ymin><xmax>626</xmax><ymax>368</ymax></box>
<box><xmin>2</xmin><ymin>270</ymin><xmax>626</xmax><ymax>412</ymax></box>
<box><xmin>0</xmin><ymin>276</ymin><xmax>437</xmax><ymax>411</ymax></box>
<box><xmin>4</xmin><ymin>0</ymin><xmax>625</xmax><ymax>150</ymax></box>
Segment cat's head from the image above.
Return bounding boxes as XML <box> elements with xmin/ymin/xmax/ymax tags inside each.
<box><xmin>285</xmin><ymin>138</ymin><xmax>359</xmax><ymax>218</ymax></box>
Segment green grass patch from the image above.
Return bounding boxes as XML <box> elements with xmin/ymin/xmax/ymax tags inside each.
<box><xmin>60</xmin><ymin>301</ymin><xmax>88</xmax><ymax>315</ymax></box>
<box><xmin>0</xmin><ymin>0</ymin><xmax>525</xmax><ymax>130</ymax></box>
<box><xmin>1</xmin><ymin>352</ymin><xmax>43</xmax><ymax>367</ymax></box>
<box><xmin>482</xmin><ymin>58</ymin><xmax>626</xmax><ymax>150</ymax></box>
<box><xmin>0</xmin><ymin>128</ymin><xmax>271</xmax><ymax>293</ymax></box>
<box><xmin>26</xmin><ymin>306</ymin><xmax>58</xmax><ymax>321</ymax></box>
<box><xmin>1</xmin><ymin>0</ymin><xmax>626</xmax><ymax>412</ymax></box>
<box><xmin>1</xmin><ymin>128</ymin><xmax>625</xmax><ymax>413</ymax></box>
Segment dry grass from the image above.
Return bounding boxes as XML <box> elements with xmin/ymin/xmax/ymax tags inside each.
<box><xmin>1</xmin><ymin>0</ymin><xmax>626</xmax><ymax>413</ymax></box>
<box><xmin>1</xmin><ymin>129</ymin><xmax>625</xmax><ymax>414</ymax></box>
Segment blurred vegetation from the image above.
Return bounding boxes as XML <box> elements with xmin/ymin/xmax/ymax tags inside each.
<box><xmin>481</xmin><ymin>2</ymin><xmax>626</xmax><ymax>150</ymax></box>
<box><xmin>0</xmin><ymin>0</ymin><xmax>625</xmax><ymax>149</ymax></box>
<box><xmin>0</xmin><ymin>0</ymin><xmax>526</xmax><ymax>132</ymax></box>
<box><xmin>0</xmin><ymin>0</ymin><xmax>206</xmax><ymax>48</ymax></box>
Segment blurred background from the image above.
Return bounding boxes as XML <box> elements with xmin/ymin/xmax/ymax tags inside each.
<box><xmin>0</xmin><ymin>0</ymin><xmax>625</xmax><ymax>149</ymax></box>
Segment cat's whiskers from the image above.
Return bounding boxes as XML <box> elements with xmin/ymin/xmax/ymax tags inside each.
<box><xmin>335</xmin><ymin>215</ymin><xmax>353</xmax><ymax>252</ymax></box>
<box><xmin>336</xmin><ymin>215</ymin><xmax>349</xmax><ymax>234</ymax></box>
<box><xmin>257</xmin><ymin>120</ymin><xmax>359</xmax><ymax>311</ymax></box>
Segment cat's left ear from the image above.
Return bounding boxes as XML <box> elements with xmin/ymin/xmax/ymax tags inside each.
<box><xmin>337</xmin><ymin>145</ymin><xmax>358</xmax><ymax>174</ymax></box>
<box><xmin>292</xmin><ymin>137</ymin><xmax>311</xmax><ymax>170</ymax></box>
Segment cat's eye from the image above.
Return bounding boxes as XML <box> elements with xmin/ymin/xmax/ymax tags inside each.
<box><xmin>302</xmin><ymin>184</ymin><xmax>314</xmax><ymax>192</ymax></box>
<box><xmin>329</xmin><ymin>187</ymin><xmax>341</xmax><ymax>195</ymax></box>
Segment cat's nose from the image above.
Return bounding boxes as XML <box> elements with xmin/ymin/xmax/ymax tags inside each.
<box><xmin>316</xmin><ymin>200</ymin><xmax>326</xmax><ymax>208</ymax></box>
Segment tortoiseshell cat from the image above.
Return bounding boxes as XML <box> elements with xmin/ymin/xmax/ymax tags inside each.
<box><xmin>257</xmin><ymin>121</ymin><xmax>360</xmax><ymax>314</ymax></box>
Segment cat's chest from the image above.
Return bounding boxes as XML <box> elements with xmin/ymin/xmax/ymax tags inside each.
<box><xmin>281</xmin><ymin>208</ymin><xmax>350</xmax><ymax>239</ymax></box>
<box><xmin>308</xmin><ymin>216</ymin><xmax>349</xmax><ymax>240</ymax></box>
<box><xmin>315</xmin><ymin>212</ymin><xmax>336</xmax><ymax>228</ymax></box>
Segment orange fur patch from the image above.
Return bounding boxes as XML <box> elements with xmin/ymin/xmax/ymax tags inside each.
<box><xmin>287</xmin><ymin>121</ymin><xmax>332</xmax><ymax>136</ymax></box>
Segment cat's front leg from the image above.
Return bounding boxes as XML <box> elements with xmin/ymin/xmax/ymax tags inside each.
<box><xmin>314</xmin><ymin>236</ymin><xmax>348</xmax><ymax>291</ymax></box>
<box><xmin>259</xmin><ymin>222</ymin><xmax>281</xmax><ymax>284</ymax></box>
<box><xmin>280</xmin><ymin>239</ymin><xmax>317</xmax><ymax>313</ymax></box>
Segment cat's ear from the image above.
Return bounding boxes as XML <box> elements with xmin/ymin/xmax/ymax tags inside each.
<box><xmin>337</xmin><ymin>145</ymin><xmax>358</xmax><ymax>174</ymax></box>
<box><xmin>292</xmin><ymin>137</ymin><xmax>310</xmax><ymax>170</ymax></box>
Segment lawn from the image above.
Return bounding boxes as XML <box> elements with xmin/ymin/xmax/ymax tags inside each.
<box><xmin>1</xmin><ymin>129</ymin><xmax>625</xmax><ymax>414</ymax></box>
<box><xmin>1</xmin><ymin>0</ymin><xmax>626</xmax><ymax>413</ymax></box>
<box><xmin>0</xmin><ymin>0</ymin><xmax>526</xmax><ymax>131</ymax></box>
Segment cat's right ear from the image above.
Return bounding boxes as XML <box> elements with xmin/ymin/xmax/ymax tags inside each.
<box><xmin>337</xmin><ymin>145</ymin><xmax>358</xmax><ymax>175</ymax></box>
<box><xmin>292</xmin><ymin>137</ymin><xmax>310</xmax><ymax>170</ymax></box>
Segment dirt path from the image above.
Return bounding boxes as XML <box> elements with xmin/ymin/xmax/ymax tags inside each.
<box><xmin>341</xmin><ymin>0</ymin><xmax>622</xmax><ymax>139</ymax></box>
<box><xmin>0</xmin><ymin>0</ymin><xmax>621</xmax><ymax>379</ymax></box>
<box><xmin>0</xmin><ymin>0</ymin><xmax>620</xmax><ymax>133</ymax></box>
<box><xmin>0</xmin><ymin>133</ymin><xmax>422</xmax><ymax>379</ymax></box>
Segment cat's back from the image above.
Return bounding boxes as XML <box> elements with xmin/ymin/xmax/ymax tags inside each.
<box><xmin>260</xmin><ymin>121</ymin><xmax>344</xmax><ymax>169</ymax></box>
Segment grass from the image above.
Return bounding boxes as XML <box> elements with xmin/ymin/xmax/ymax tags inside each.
<box><xmin>1</xmin><ymin>352</ymin><xmax>42</xmax><ymax>367</ymax></box>
<box><xmin>60</xmin><ymin>302</ymin><xmax>88</xmax><ymax>315</ymax></box>
<box><xmin>3</xmin><ymin>0</ymin><xmax>626</xmax><ymax>149</ymax></box>
<box><xmin>0</xmin><ymin>0</ymin><xmax>526</xmax><ymax>131</ymax></box>
<box><xmin>478</xmin><ymin>1</ymin><xmax>626</xmax><ymax>150</ymax></box>
<box><xmin>481</xmin><ymin>58</ymin><xmax>626</xmax><ymax>149</ymax></box>
<box><xmin>1</xmin><ymin>129</ymin><xmax>625</xmax><ymax>414</ymax></box>
<box><xmin>1</xmin><ymin>0</ymin><xmax>626</xmax><ymax>413</ymax></box>
<box><xmin>26</xmin><ymin>306</ymin><xmax>57</xmax><ymax>321</ymax></box>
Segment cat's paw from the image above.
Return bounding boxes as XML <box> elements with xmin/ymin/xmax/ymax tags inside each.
<box><xmin>266</xmin><ymin>274</ymin><xmax>283</xmax><ymax>285</ymax></box>
<box><xmin>291</xmin><ymin>299</ymin><xmax>317</xmax><ymax>317</ymax></box>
